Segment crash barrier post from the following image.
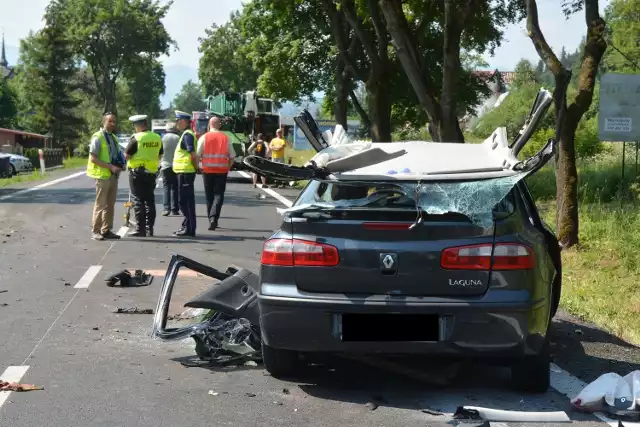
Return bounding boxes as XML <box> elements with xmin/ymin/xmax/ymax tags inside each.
<box><xmin>38</xmin><ymin>149</ymin><xmax>45</xmax><ymax>173</ymax></box>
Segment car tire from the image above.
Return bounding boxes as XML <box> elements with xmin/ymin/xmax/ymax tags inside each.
<box><xmin>10</xmin><ymin>165</ymin><xmax>16</xmax><ymax>177</ymax></box>
<box><xmin>510</xmin><ymin>340</ymin><xmax>551</xmax><ymax>393</ymax></box>
<box><xmin>262</xmin><ymin>342</ymin><xmax>301</xmax><ymax>378</ymax></box>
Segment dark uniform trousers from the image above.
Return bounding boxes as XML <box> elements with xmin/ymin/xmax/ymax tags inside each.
<box><xmin>177</xmin><ymin>172</ymin><xmax>197</xmax><ymax>233</ymax></box>
<box><xmin>203</xmin><ymin>173</ymin><xmax>227</xmax><ymax>227</ymax></box>
<box><xmin>129</xmin><ymin>167</ymin><xmax>157</xmax><ymax>233</ymax></box>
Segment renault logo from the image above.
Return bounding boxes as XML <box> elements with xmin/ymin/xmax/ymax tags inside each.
<box><xmin>383</xmin><ymin>255</ymin><xmax>394</xmax><ymax>269</ymax></box>
<box><xmin>380</xmin><ymin>253</ymin><xmax>398</xmax><ymax>274</ymax></box>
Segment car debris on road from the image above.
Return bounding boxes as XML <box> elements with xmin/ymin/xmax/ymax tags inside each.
<box><xmin>152</xmin><ymin>255</ymin><xmax>262</xmax><ymax>366</ymax></box>
<box><xmin>571</xmin><ymin>370</ymin><xmax>640</xmax><ymax>421</ymax></box>
<box><xmin>113</xmin><ymin>307</ymin><xmax>154</xmax><ymax>314</ymax></box>
<box><xmin>0</xmin><ymin>381</ymin><xmax>43</xmax><ymax>392</ymax></box>
<box><xmin>105</xmin><ymin>269</ymin><xmax>154</xmax><ymax>287</ymax></box>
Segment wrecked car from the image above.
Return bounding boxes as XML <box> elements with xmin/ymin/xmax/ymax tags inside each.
<box><xmin>152</xmin><ymin>88</ymin><xmax>562</xmax><ymax>393</ymax></box>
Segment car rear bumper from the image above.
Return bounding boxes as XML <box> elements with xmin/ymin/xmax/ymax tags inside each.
<box><xmin>258</xmin><ymin>285</ymin><xmax>550</xmax><ymax>358</ymax></box>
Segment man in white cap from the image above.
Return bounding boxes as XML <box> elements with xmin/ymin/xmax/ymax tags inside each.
<box><xmin>124</xmin><ymin>114</ymin><xmax>163</xmax><ymax>237</ymax></box>
<box><xmin>172</xmin><ymin>110</ymin><xmax>198</xmax><ymax>237</ymax></box>
<box><xmin>160</xmin><ymin>121</ymin><xmax>180</xmax><ymax>216</ymax></box>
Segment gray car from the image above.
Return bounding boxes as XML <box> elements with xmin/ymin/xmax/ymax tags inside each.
<box><xmin>257</xmin><ymin>89</ymin><xmax>561</xmax><ymax>393</ymax></box>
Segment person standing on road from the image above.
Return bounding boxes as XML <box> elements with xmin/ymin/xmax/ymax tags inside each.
<box><xmin>197</xmin><ymin>116</ymin><xmax>236</xmax><ymax>231</ymax></box>
<box><xmin>269</xmin><ymin>128</ymin><xmax>287</xmax><ymax>188</ymax></box>
<box><xmin>87</xmin><ymin>112</ymin><xmax>125</xmax><ymax>241</ymax></box>
<box><xmin>124</xmin><ymin>115</ymin><xmax>163</xmax><ymax>237</ymax></box>
<box><xmin>248</xmin><ymin>133</ymin><xmax>269</xmax><ymax>188</ymax></box>
<box><xmin>160</xmin><ymin>121</ymin><xmax>180</xmax><ymax>216</ymax></box>
<box><xmin>172</xmin><ymin>111</ymin><xmax>198</xmax><ymax>237</ymax></box>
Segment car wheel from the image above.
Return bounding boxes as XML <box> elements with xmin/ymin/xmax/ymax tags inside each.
<box><xmin>262</xmin><ymin>342</ymin><xmax>301</xmax><ymax>378</ymax></box>
<box><xmin>510</xmin><ymin>340</ymin><xmax>550</xmax><ymax>393</ymax></box>
<box><xmin>10</xmin><ymin>165</ymin><xmax>16</xmax><ymax>177</ymax></box>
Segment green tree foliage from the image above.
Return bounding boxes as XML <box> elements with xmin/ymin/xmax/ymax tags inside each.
<box><xmin>511</xmin><ymin>59</ymin><xmax>539</xmax><ymax>89</ymax></box>
<box><xmin>239</xmin><ymin>0</ymin><xmax>333</xmax><ymax>101</ymax></box>
<box><xmin>172</xmin><ymin>80</ymin><xmax>206</xmax><ymax>114</ymax></box>
<box><xmin>12</xmin><ymin>3</ymin><xmax>84</xmax><ymax>147</ymax></box>
<box><xmin>603</xmin><ymin>0</ymin><xmax>640</xmax><ymax>73</ymax></box>
<box><xmin>379</xmin><ymin>0</ymin><xmax>524</xmax><ymax>142</ymax></box>
<box><xmin>0</xmin><ymin>80</ymin><xmax>17</xmax><ymax>127</ymax></box>
<box><xmin>198</xmin><ymin>11</ymin><xmax>261</xmax><ymax>95</ymax></box>
<box><xmin>61</xmin><ymin>0</ymin><xmax>175</xmax><ymax>115</ymax></box>
<box><xmin>123</xmin><ymin>55</ymin><xmax>165</xmax><ymax>119</ymax></box>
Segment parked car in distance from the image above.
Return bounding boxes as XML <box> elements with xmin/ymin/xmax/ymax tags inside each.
<box><xmin>0</xmin><ymin>154</ymin><xmax>12</xmax><ymax>178</ymax></box>
<box><xmin>7</xmin><ymin>154</ymin><xmax>34</xmax><ymax>176</ymax></box>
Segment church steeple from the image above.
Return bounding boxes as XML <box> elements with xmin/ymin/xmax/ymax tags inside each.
<box><xmin>0</xmin><ymin>32</ymin><xmax>8</xmax><ymax>67</ymax></box>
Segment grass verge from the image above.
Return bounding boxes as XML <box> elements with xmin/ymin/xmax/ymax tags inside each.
<box><xmin>529</xmin><ymin>148</ymin><xmax>640</xmax><ymax>345</ymax></box>
<box><xmin>0</xmin><ymin>156</ymin><xmax>86</xmax><ymax>189</ymax></box>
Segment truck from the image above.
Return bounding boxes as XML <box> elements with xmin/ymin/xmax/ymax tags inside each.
<box><xmin>205</xmin><ymin>91</ymin><xmax>281</xmax><ymax>171</ymax></box>
<box><xmin>191</xmin><ymin>111</ymin><xmax>211</xmax><ymax>140</ymax></box>
<box><xmin>151</xmin><ymin>119</ymin><xmax>169</xmax><ymax>138</ymax></box>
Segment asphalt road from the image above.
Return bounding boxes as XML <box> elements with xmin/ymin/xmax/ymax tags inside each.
<box><xmin>0</xmin><ymin>169</ymin><xmax>638</xmax><ymax>427</ymax></box>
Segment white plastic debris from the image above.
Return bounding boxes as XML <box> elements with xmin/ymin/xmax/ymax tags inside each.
<box><xmin>304</xmin><ymin>124</ymin><xmax>373</xmax><ymax>169</ymax></box>
<box><xmin>457</xmin><ymin>406</ymin><xmax>571</xmax><ymax>422</ymax></box>
<box><xmin>571</xmin><ymin>371</ymin><xmax>640</xmax><ymax>413</ymax></box>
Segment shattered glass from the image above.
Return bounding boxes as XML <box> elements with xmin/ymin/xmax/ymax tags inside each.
<box><xmin>282</xmin><ymin>172</ymin><xmax>528</xmax><ymax>229</ymax></box>
<box><xmin>191</xmin><ymin>312</ymin><xmax>258</xmax><ymax>359</ymax></box>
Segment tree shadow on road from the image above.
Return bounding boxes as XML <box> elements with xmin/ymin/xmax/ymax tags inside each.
<box><xmin>550</xmin><ymin>311</ymin><xmax>640</xmax><ymax>384</ymax></box>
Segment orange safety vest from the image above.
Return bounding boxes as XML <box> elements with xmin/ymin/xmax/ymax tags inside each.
<box><xmin>201</xmin><ymin>131</ymin><xmax>230</xmax><ymax>174</ymax></box>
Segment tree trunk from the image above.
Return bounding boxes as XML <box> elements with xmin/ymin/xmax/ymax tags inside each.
<box><xmin>525</xmin><ymin>0</ymin><xmax>606</xmax><ymax>249</ymax></box>
<box><xmin>440</xmin><ymin>0</ymin><xmax>466</xmax><ymax>143</ymax></box>
<box><xmin>102</xmin><ymin>77</ymin><xmax>117</xmax><ymax>116</ymax></box>
<box><xmin>334</xmin><ymin>55</ymin><xmax>349</xmax><ymax>128</ymax></box>
<box><xmin>555</xmin><ymin>116</ymin><xmax>579</xmax><ymax>248</ymax></box>
<box><xmin>349</xmin><ymin>89</ymin><xmax>371</xmax><ymax>130</ymax></box>
<box><xmin>366</xmin><ymin>78</ymin><xmax>392</xmax><ymax>142</ymax></box>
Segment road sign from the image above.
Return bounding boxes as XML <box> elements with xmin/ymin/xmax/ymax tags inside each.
<box><xmin>598</xmin><ymin>73</ymin><xmax>640</xmax><ymax>142</ymax></box>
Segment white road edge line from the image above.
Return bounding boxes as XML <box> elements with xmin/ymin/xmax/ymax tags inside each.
<box><xmin>237</xmin><ymin>171</ymin><xmax>635</xmax><ymax>426</ymax></box>
<box><xmin>0</xmin><ymin>366</ymin><xmax>30</xmax><ymax>408</ymax></box>
<box><xmin>237</xmin><ymin>171</ymin><xmax>293</xmax><ymax>207</ymax></box>
<box><xmin>74</xmin><ymin>265</ymin><xmax>103</xmax><ymax>289</ymax></box>
<box><xmin>0</xmin><ymin>171</ymin><xmax>85</xmax><ymax>202</ymax></box>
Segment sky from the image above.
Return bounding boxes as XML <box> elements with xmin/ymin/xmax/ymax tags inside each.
<box><xmin>0</xmin><ymin>0</ymin><xmax>611</xmax><ymax>105</ymax></box>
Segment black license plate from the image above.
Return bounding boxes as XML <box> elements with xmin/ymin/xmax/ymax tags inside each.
<box><xmin>341</xmin><ymin>313</ymin><xmax>439</xmax><ymax>342</ymax></box>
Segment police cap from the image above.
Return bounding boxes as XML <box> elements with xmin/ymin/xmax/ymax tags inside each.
<box><xmin>175</xmin><ymin>110</ymin><xmax>192</xmax><ymax>120</ymax></box>
<box><xmin>129</xmin><ymin>114</ymin><xmax>148</xmax><ymax>124</ymax></box>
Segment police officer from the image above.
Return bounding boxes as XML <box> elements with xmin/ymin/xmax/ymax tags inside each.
<box><xmin>172</xmin><ymin>111</ymin><xmax>198</xmax><ymax>237</ymax></box>
<box><xmin>124</xmin><ymin>114</ymin><xmax>163</xmax><ymax>237</ymax></box>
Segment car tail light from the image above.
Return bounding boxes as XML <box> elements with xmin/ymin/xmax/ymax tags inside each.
<box><xmin>441</xmin><ymin>243</ymin><xmax>535</xmax><ymax>270</ymax></box>
<box><xmin>261</xmin><ymin>238</ymin><xmax>339</xmax><ymax>267</ymax></box>
<box><xmin>362</xmin><ymin>222</ymin><xmax>413</xmax><ymax>231</ymax></box>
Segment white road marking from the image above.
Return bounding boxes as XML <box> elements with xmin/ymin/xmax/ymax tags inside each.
<box><xmin>116</xmin><ymin>226</ymin><xmax>129</xmax><ymax>238</ymax></box>
<box><xmin>0</xmin><ymin>366</ymin><xmax>30</xmax><ymax>408</ymax></box>
<box><xmin>550</xmin><ymin>363</ymin><xmax>638</xmax><ymax>426</ymax></box>
<box><xmin>0</xmin><ymin>171</ymin><xmax>85</xmax><ymax>201</ymax></box>
<box><xmin>74</xmin><ymin>265</ymin><xmax>103</xmax><ymax>289</ymax></box>
<box><xmin>237</xmin><ymin>171</ymin><xmax>293</xmax><ymax>207</ymax></box>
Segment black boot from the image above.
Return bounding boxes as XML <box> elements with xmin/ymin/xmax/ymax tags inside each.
<box><xmin>130</xmin><ymin>229</ymin><xmax>146</xmax><ymax>237</ymax></box>
<box><xmin>147</xmin><ymin>227</ymin><xmax>154</xmax><ymax>237</ymax></box>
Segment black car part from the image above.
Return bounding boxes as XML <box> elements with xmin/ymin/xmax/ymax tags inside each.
<box><xmin>151</xmin><ymin>255</ymin><xmax>262</xmax><ymax>363</ymax></box>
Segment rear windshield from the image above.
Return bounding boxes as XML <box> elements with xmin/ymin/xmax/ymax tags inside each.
<box><xmin>295</xmin><ymin>180</ymin><xmax>515</xmax><ymax>225</ymax></box>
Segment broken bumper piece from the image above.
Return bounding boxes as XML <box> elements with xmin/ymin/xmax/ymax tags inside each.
<box><xmin>151</xmin><ymin>255</ymin><xmax>262</xmax><ymax>363</ymax></box>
